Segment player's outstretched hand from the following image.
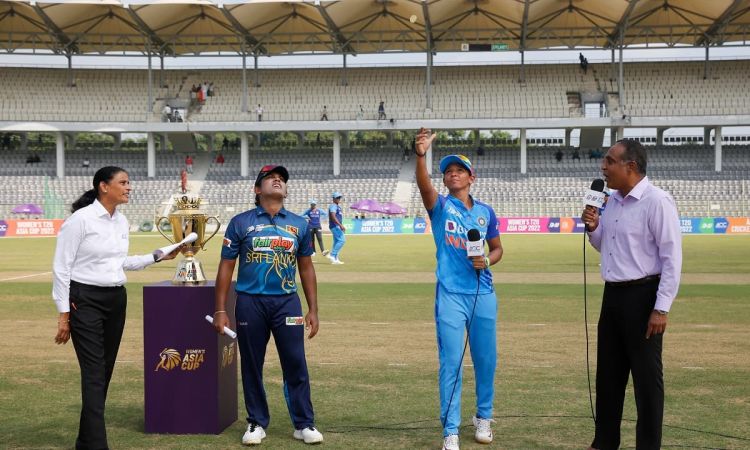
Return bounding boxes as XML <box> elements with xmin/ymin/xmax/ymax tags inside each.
<box><xmin>415</xmin><ymin>127</ymin><xmax>436</xmax><ymax>156</ymax></box>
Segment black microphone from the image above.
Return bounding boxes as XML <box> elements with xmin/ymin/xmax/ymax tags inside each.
<box><xmin>466</xmin><ymin>228</ymin><xmax>484</xmax><ymax>276</ymax></box>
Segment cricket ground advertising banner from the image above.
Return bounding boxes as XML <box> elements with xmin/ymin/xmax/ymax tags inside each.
<box><xmin>0</xmin><ymin>219</ymin><xmax>64</xmax><ymax>237</ymax></box>
<box><xmin>4</xmin><ymin>217</ymin><xmax>749</xmax><ymax>236</ymax></box>
<box><xmin>494</xmin><ymin>217</ymin><xmax>750</xmax><ymax>234</ymax></box>
<box><xmin>497</xmin><ymin>217</ymin><xmax>586</xmax><ymax>234</ymax></box>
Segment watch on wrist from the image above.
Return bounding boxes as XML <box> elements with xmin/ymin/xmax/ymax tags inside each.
<box><xmin>484</xmin><ymin>256</ymin><xmax>490</xmax><ymax>268</ymax></box>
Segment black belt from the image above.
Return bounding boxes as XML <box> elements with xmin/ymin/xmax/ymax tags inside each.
<box><xmin>605</xmin><ymin>275</ymin><xmax>661</xmax><ymax>287</ymax></box>
<box><xmin>71</xmin><ymin>280</ymin><xmax>124</xmax><ymax>290</ymax></box>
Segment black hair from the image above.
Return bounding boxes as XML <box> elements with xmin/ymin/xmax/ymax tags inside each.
<box><xmin>71</xmin><ymin>166</ymin><xmax>127</xmax><ymax>213</ymax></box>
<box><xmin>615</xmin><ymin>138</ymin><xmax>647</xmax><ymax>175</ymax></box>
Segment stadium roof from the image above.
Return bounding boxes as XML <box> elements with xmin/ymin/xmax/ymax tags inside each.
<box><xmin>0</xmin><ymin>0</ymin><xmax>749</xmax><ymax>56</ymax></box>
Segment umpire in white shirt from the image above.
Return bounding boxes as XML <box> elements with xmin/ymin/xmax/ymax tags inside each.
<box><xmin>52</xmin><ymin>166</ymin><xmax>178</xmax><ymax>450</ymax></box>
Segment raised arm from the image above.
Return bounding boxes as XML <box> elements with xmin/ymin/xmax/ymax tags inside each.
<box><xmin>415</xmin><ymin>127</ymin><xmax>438</xmax><ymax>211</ymax></box>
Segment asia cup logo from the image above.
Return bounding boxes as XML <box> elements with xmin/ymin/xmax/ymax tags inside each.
<box><xmin>154</xmin><ymin>347</ymin><xmax>206</xmax><ymax>372</ymax></box>
<box><xmin>154</xmin><ymin>348</ymin><xmax>181</xmax><ymax>371</ymax></box>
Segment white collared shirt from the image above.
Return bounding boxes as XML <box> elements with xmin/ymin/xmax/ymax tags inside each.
<box><xmin>52</xmin><ymin>199</ymin><xmax>154</xmax><ymax>313</ymax></box>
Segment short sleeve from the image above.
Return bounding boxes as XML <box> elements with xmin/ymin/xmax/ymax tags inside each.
<box><xmin>427</xmin><ymin>194</ymin><xmax>446</xmax><ymax>221</ymax></box>
<box><xmin>220</xmin><ymin>216</ymin><xmax>242</xmax><ymax>260</ymax></box>
<box><xmin>328</xmin><ymin>204</ymin><xmax>337</xmax><ymax>214</ymax></box>
<box><xmin>485</xmin><ymin>206</ymin><xmax>499</xmax><ymax>240</ymax></box>
<box><xmin>296</xmin><ymin>221</ymin><xmax>313</xmax><ymax>257</ymax></box>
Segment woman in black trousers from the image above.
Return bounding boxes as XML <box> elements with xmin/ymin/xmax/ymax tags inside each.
<box><xmin>52</xmin><ymin>166</ymin><xmax>178</xmax><ymax>450</ymax></box>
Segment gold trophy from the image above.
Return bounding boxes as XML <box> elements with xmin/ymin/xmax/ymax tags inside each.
<box><xmin>157</xmin><ymin>196</ymin><xmax>220</xmax><ymax>284</ymax></box>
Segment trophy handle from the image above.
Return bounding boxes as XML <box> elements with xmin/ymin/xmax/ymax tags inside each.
<box><xmin>201</xmin><ymin>216</ymin><xmax>221</xmax><ymax>250</ymax></box>
<box><xmin>156</xmin><ymin>217</ymin><xmax>175</xmax><ymax>244</ymax></box>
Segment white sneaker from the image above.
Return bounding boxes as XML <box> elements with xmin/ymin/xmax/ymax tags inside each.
<box><xmin>321</xmin><ymin>250</ymin><xmax>330</xmax><ymax>256</ymax></box>
<box><xmin>293</xmin><ymin>426</ymin><xmax>323</xmax><ymax>444</ymax></box>
<box><xmin>311</xmin><ymin>252</ymin><xmax>316</xmax><ymax>257</ymax></box>
<box><xmin>472</xmin><ymin>416</ymin><xmax>494</xmax><ymax>444</ymax></box>
<box><xmin>326</xmin><ymin>254</ymin><xmax>335</xmax><ymax>262</ymax></box>
<box><xmin>332</xmin><ymin>258</ymin><xmax>344</xmax><ymax>265</ymax></box>
<box><xmin>241</xmin><ymin>423</ymin><xmax>266</xmax><ymax>445</ymax></box>
<box><xmin>442</xmin><ymin>434</ymin><xmax>460</xmax><ymax>450</ymax></box>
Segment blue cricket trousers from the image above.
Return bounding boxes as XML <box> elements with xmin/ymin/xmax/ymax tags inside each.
<box><xmin>435</xmin><ymin>287</ymin><xmax>498</xmax><ymax>437</ymax></box>
<box><xmin>330</xmin><ymin>227</ymin><xmax>346</xmax><ymax>258</ymax></box>
<box><xmin>235</xmin><ymin>292</ymin><xmax>315</xmax><ymax>430</ymax></box>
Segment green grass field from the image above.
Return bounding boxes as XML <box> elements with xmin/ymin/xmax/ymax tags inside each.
<box><xmin>1</xmin><ymin>234</ymin><xmax>749</xmax><ymax>449</ymax></box>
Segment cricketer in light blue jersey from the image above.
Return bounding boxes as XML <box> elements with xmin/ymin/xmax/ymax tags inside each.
<box><xmin>414</xmin><ymin>128</ymin><xmax>504</xmax><ymax>450</ymax></box>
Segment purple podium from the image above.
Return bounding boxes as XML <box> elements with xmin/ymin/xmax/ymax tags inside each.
<box><xmin>143</xmin><ymin>281</ymin><xmax>238</xmax><ymax>434</ymax></box>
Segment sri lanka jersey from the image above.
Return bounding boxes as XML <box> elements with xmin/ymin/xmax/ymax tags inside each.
<box><xmin>221</xmin><ymin>206</ymin><xmax>312</xmax><ymax>295</ymax></box>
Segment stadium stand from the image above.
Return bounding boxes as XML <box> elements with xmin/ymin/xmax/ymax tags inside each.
<box><xmin>1</xmin><ymin>59</ymin><xmax>749</xmax><ymax>225</ymax></box>
<box><xmin>1</xmin><ymin>142</ymin><xmax>747</xmax><ymax>225</ymax></box>
<box><xmin>3</xmin><ymin>60</ymin><xmax>749</xmax><ymax>122</ymax></box>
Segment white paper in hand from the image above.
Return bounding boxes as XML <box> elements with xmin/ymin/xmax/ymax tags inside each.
<box><xmin>205</xmin><ymin>315</ymin><xmax>237</xmax><ymax>339</ymax></box>
<box><xmin>153</xmin><ymin>232</ymin><xmax>199</xmax><ymax>261</ymax></box>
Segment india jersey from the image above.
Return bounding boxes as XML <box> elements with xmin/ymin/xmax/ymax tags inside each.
<box><xmin>302</xmin><ymin>208</ymin><xmax>322</xmax><ymax>228</ymax></box>
<box><xmin>221</xmin><ymin>206</ymin><xmax>312</xmax><ymax>296</ymax></box>
<box><xmin>428</xmin><ymin>194</ymin><xmax>499</xmax><ymax>294</ymax></box>
<box><xmin>328</xmin><ymin>203</ymin><xmax>343</xmax><ymax>229</ymax></box>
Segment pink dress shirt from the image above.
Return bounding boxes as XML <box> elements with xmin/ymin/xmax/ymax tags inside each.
<box><xmin>588</xmin><ymin>176</ymin><xmax>682</xmax><ymax>312</ymax></box>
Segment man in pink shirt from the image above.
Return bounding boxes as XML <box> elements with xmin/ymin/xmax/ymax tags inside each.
<box><xmin>582</xmin><ymin>139</ymin><xmax>682</xmax><ymax>450</ymax></box>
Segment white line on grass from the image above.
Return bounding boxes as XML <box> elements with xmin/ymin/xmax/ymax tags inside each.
<box><xmin>319</xmin><ymin>362</ymin><xmax>342</xmax><ymax>365</ymax></box>
<box><xmin>370</xmin><ymin>322</ymin><xmax>390</xmax><ymax>325</ymax></box>
<box><xmin>528</xmin><ymin>323</ymin><xmax>547</xmax><ymax>326</ymax></box>
<box><xmin>388</xmin><ymin>363</ymin><xmax>408</xmax><ymax>366</ymax></box>
<box><xmin>682</xmin><ymin>366</ymin><xmax>705</xmax><ymax>370</ymax></box>
<box><xmin>0</xmin><ymin>271</ymin><xmax>52</xmax><ymax>282</ymax></box>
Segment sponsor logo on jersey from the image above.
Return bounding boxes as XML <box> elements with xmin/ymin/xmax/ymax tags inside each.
<box><xmin>252</xmin><ymin>235</ymin><xmax>295</xmax><ymax>252</ymax></box>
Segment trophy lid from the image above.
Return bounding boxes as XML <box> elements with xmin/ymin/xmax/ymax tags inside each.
<box><xmin>175</xmin><ymin>195</ymin><xmax>200</xmax><ymax>209</ymax></box>
<box><xmin>171</xmin><ymin>195</ymin><xmax>207</xmax><ymax>215</ymax></box>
